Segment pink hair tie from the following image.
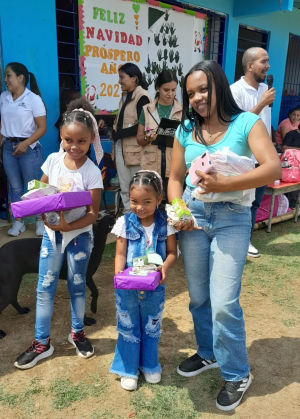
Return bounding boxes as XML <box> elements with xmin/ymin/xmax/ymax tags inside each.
<box><xmin>137</xmin><ymin>170</ymin><xmax>163</xmax><ymax>193</ymax></box>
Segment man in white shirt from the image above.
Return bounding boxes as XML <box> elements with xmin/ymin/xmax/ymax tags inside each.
<box><xmin>231</xmin><ymin>47</ymin><xmax>275</xmax><ymax>258</ymax></box>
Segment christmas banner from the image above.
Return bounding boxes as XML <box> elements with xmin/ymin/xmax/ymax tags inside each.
<box><xmin>78</xmin><ymin>0</ymin><xmax>206</xmax><ymax>113</ymax></box>
<box><xmin>79</xmin><ymin>0</ymin><xmax>149</xmax><ymax>113</ymax></box>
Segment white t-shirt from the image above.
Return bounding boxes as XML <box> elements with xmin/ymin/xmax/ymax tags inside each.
<box><xmin>42</xmin><ymin>152</ymin><xmax>103</xmax><ymax>252</ymax></box>
<box><xmin>0</xmin><ymin>88</ymin><xmax>46</xmax><ymax>148</ymax></box>
<box><xmin>230</xmin><ymin>77</ymin><xmax>271</xmax><ymax>135</ymax></box>
<box><xmin>112</xmin><ymin>215</ymin><xmax>176</xmax><ymax>253</ymax></box>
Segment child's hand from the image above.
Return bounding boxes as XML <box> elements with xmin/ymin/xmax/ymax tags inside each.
<box><xmin>157</xmin><ymin>265</ymin><xmax>167</xmax><ymax>285</ymax></box>
<box><xmin>42</xmin><ymin>211</ymin><xmax>71</xmax><ymax>232</ymax></box>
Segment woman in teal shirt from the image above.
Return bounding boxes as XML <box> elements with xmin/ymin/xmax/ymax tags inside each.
<box><xmin>168</xmin><ymin>60</ymin><xmax>281</xmax><ymax>412</ymax></box>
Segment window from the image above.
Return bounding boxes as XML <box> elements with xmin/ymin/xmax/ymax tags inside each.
<box><xmin>56</xmin><ymin>0</ymin><xmax>80</xmax><ymax>92</ymax></box>
<box><xmin>235</xmin><ymin>25</ymin><xmax>269</xmax><ymax>82</ymax></box>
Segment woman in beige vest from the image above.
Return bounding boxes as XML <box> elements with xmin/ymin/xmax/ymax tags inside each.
<box><xmin>137</xmin><ymin>70</ymin><xmax>182</xmax><ymax>201</ymax></box>
<box><xmin>100</xmin><ymin>63</ymin><xmax>150</xmax><ymax>213</ymax></box>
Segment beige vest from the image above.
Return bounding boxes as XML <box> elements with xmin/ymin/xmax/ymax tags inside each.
<box><xmin>140</xmin><ymin>98</ymin><xmax>182</xmax><ymax>177</ymax></box>
<box><xmin>113</xmin><ymin>86</ymin><xmax>151</xmax><ymax>166</ymax></box>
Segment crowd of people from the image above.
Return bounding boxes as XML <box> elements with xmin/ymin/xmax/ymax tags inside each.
<box><xmin>2</xmin><ymin>47</ymin><xmax>299</xmax><ymax>411</ymax></box>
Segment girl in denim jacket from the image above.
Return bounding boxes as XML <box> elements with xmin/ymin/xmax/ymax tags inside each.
<box><xmin>110</xmin><ymin>170</ymin><xmax>177</xmax><ymax>390</ymax></box>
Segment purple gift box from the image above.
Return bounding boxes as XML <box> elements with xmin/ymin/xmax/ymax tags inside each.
<box><xmin>114</xmin><ymin>267</ymin><xmax>162</xmax><ymax>291</ymax></box>
<box><xmin>11</xmin><ymin>191</ymin><xmax>92</xmax><ymax>219</ymax></box>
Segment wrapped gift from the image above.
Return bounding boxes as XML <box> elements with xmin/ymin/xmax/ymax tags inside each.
<box><xmin>114</xmin><ymin>267</ymin><xmax>162</xmax><ymax>291</ymax></box>
<box><xmin>11</xmin><ymin>191</ymin><xmax>92</xmax><ymax>219</ymax></box>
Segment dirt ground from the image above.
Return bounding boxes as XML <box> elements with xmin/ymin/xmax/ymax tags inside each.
<box><xmin>0</xmin><ymin>224</ymin><xmax>299</xmax><ymax>419</ymax></box>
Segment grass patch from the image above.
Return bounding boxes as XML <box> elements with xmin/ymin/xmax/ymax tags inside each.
<box><xmin>49</xmin><ymin>373</ymin><xmax>109</xmax><ymax>410</ymax></box>
<box><xmin>130</xmin><ymin>386</ymin><xmax>200</xmax><ymax>419</ymax></box>
<box><xmin>244</xmin><ymin>220</ymin><xmax>300</xmax><ymax>325</ymax></box>
<box><xmin>49</xmin><ymin>378</ymin><xmax>89</xmax><ymax>410</ymax></box>
<box><xmin>0</xmin><ymin>378</ymin><xmax>44</xmax><ymax>417</ymax></box>
<box><xmin>102</xmin><ymin>241</ymin><xmax>116</xmax><ymax>263</ymax></box>
<box><xmin>21</xmin><ymin>273</ymin><xmax>39</xmax><ymax>290</ymax></box>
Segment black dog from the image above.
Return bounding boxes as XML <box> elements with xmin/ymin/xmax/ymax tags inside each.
<box><xmin>0</xmin><ymin>210</ymin><xmax>115</xmax><ymax>338</ymax></box>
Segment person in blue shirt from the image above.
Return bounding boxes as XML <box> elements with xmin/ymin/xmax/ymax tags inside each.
<box><xmin>110</xmin><ymin>170</ymin><xmax>177</xmax><ymax>391</ymax></box>
<box><xmin>168</xmin><ymin>60</ymin><xmax>281</xmax><ymax>411</ymax></box>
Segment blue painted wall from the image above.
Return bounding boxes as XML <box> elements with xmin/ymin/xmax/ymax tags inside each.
<box><xmin>0</xmin><ymin>0</ymin><xmax>299</xmax><ymax>152</ymax></box>
<box><xmin>184</xmin><ymin>0</ymin><xmax>300</xmax><ymax>127</ymax></box>
<box><xmin>0</xmin><ymin>0</ymin><xmax>60</xmax><ymax>159</ymax></box>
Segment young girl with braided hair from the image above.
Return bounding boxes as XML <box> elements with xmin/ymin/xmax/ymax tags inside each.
<box><xmin>110</xmin><ymin>170</ymin><xmax>177</xmax><ymax>390</ymax></box>
<box><xmin>14</xmin><ymin>97</ymin><xmax>103</xmax><ymax>369</ymax></box>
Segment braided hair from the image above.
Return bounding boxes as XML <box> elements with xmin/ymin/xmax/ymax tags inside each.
<box><xmin>129</xmin><ymin>171</ymin><xmax>163</xmax><ymax>198</ymax></box>
<box><xmin>60</xmin><ymin>97</ymin><xmax>94</xmax><ymax>134</ymax></box>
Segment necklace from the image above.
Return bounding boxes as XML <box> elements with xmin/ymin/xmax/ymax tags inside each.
<box><xmin>204</xmin><ymin>125</ymin><xmax>227</xmax><ymax>144</ymax></box>
<box><xmin>157</xmin><ymin>102</ymin><xmax>173</xmax><ymax>119</ymax></box>
<box><xmin>207</xmin><ymin>131</ymin><xmax>223</xmax><ymax>143</ymax></box>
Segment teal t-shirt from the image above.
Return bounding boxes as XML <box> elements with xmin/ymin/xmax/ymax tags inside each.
<box><xmin>175</xmin><ymin>112</ymin><xmax>260</xmax><ymax>187</ymax></box>
<box><xmin>139</xmin><ymin>103</ymin><xmax>173</xmax><ymax>126</ymax></box>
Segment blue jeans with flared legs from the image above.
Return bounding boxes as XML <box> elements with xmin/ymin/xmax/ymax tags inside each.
<box><xmin>179</xmin><ymin>186</ymin><xmax>251</xmax><ymax>382</ymax></box>
<box><xmin>110</xmin><ymin>285</ymin><xmax>165</xmax><ymax>379</ymax></box>
<box><xmin>35</xmin><ymin>231</ymin><xmax>92</xmax><ymax>344</ymax></box>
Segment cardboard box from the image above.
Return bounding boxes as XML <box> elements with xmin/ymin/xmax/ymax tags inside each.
<box><xmin>11</xmin><ymin>191</ymin><xmax>92</xmax><ymax>218</ymax></box>
<box><xmin>28</xmin><ymin>180</ymin><xmax>51</xmax><ymax>190</ymax></box>
<box><xmin>114</xmin><ymin>267</ymin><xmax>161</xmax><ymax>291</ymax></box>
<box><xmin>22</xmin><ymin>186</ymin><xmax>60</xmax><ymax>200</ymax></box>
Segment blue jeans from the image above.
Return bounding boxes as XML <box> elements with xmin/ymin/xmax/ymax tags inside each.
<box><xmin>110</xmin><ymin>285</ymin><xmax>165</xmax><ymax>379</ymax></box>
<box><xmin>2</xmin><ymin>139</ymin><xmax>43</xmax><ymax>203</ymax></box>
<box><xmin>179</xmin><ymin>186</ymin><xmax>251</xmax><ymax>381</ymax></box>
<box><xmin>251</xmin><ymin>185</ymin><xmax>267</xmax><ymax>233</ymax></box>
<box><xmin>35</xmin><ymin>231</ymin><xmax>93</xmax><ymax>344</ymax></box>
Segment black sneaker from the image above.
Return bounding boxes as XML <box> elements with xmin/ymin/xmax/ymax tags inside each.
<box><xmin>14</xmin><ymin>338</ymin><xmax>54</xmax><ymax>369</ymax></box>
<box><xmin>68</xmin><ymin>330</ymin><xmax>94</xmax><ymax>358</ymax></box>
<box><xmin>177</xmin><ymin>353</ymin><xmax>219</xmax><ymax>377</ymax></box>
<box><xmin>216</xmin><ymin>374</ymin><xmax>252</xmax><ymax>411</ymax></box>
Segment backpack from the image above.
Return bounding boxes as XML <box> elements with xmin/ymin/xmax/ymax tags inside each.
<box><xmin>280</xmin><ymin>149</ymin><xmax>300</xmax><ymax>183</ymax></box>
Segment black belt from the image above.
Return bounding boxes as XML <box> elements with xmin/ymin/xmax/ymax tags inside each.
<box><xmin>6</xmin><ymin>137</ymin><xmax>28</xmax><ymax>143</ymax></box>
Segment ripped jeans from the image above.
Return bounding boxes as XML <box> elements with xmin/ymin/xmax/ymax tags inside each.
<box><xmin>35</xmin><ymin>231</ymin><xmax>92</xmax><ymax>344</ymax></box>
<box><xmin>110</xmin><ymin>285</ymin><xmax>165</xmax><ymax>379</ymax></box>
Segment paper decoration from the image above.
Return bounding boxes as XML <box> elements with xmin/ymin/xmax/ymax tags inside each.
<box><xmin>79</xmin><ymin>0</ymin><xmax>206</xmax><ymax>111</ymax></box>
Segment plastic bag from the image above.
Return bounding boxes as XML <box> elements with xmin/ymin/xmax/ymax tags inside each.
<box><xmin>192</xmin><ymin>147</ymin><xmax>255</xmax><ymax>204</ymax></box>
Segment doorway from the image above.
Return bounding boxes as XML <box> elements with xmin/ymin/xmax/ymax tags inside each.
<box><xmin>278</xmin><ymin>34</ymin><xmax>300</xmax><ymax>123</ymax></box>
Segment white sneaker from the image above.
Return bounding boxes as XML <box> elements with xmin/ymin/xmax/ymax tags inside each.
<box><xmin>8</xmin><ymin>220</ymin><xmax>26</xmax><ymax>237</ymax></box>
<box><xmin>247</xmin><ymin>242</ymin><xmax>260</xmax><ymax>258</ymax></box>
<box><xmin>36</xmin><ymin>220</ymin><xmax>45</xmax><ymax>237</ymax></box>
<box><xmin>143</xmin><ymin>371</ymin><xmax>161</xmax><ymax>384</ymax></box>
<box><xmin>121</xmin><ymin>377</ymin><xmax>138</xmax><ymax>391</ymax></box>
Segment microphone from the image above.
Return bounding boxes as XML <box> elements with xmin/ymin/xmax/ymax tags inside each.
<box><xmin>266</xmin><ymin>75</ymin><xmax>274</xmax><ymax>108</ymax></box>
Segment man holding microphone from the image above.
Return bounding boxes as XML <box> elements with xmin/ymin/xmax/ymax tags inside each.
<box><xmin>231</xmin><ymin>47</ymin><xmax>276</xmax><ymax>258</ymax></box>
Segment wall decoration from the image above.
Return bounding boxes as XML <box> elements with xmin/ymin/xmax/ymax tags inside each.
<box><xmin>78</xmin><ymin>0</ymin><xmax>148</xmax><ymax>114</ymax></box>
<box><xmin>79</xmin><ymin>0</ymin><xmax>206</xmax><ymax>113</ymax></box>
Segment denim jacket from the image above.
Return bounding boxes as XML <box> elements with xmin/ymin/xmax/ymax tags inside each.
<box><xmin>124</xmin><ymin>209</ymin><xmax>168</xmax><ymax>268</ymax></box>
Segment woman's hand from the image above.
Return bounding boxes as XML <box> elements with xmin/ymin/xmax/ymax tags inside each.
<box><xmin>195</xmin><ymin>171</ymin><xmax>229</xmax><ymax>193</ymax></box>
<box><xmin>42</xmin><ymin>211</ymin><xmax>71</xmax><ymax>232</ymax></box>
<box><xmin>98</xmin><ymin>119</ymin><xmax>106</xmax><ymax>129</ymax></box>
<box><xmin>146</xmin><ymin>129</ymin><xmax>157</xmax><ymax>143</ymax></box>
<box><xmin>12</xmin><ymin>142</ymin><xmax>29</xmax><ymax>157</ymax></box>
